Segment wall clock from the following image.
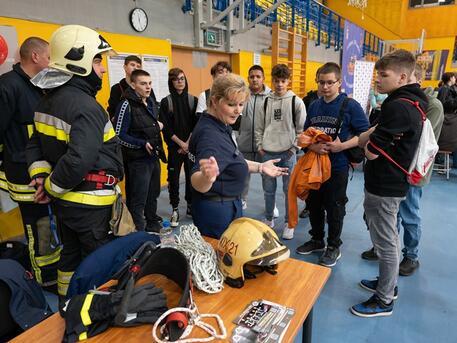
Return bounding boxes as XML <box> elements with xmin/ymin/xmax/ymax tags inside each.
<box><xmin>129</xmin><ymin>8</ymin><xmax>148</xmax><ymax>32</ymax></box>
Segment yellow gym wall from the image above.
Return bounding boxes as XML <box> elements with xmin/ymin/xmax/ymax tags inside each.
<box><xmin>233</xmin><ymin>50</ymin><xmax>322</xmax><ymax>97</ymax></box>
<box><xmin>325</xmin><ymin>0</ymin><xmax>403</xmax><ymax>41</ymax></box>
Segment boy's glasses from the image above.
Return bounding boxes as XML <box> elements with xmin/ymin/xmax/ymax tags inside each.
<box><xmin>317</xmin><ymin>80</ymin><xmax>339</xmax><ymax>86</ymax></box>
<box><xmin>172</xmin><ymin>77</ymin><xmax>185</xmax><ymax>82</ymax></box>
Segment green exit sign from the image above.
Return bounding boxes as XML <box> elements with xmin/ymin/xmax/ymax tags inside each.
<box><xmin>205</xmin><ymin>29</ymin><xmax>221</xmax><ymax>47</ymax></box>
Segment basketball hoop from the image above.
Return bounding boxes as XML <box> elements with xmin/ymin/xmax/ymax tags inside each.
<box><xmin>348</xmin><ymin>0</ymin><xmax>367</xmax><ymax>10</ymax></box>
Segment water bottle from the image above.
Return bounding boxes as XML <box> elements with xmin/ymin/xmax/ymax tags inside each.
<box><xmin>159</xmin><ymin>220</ymin><xmax>176</xmax><ymax>248</ymax></box>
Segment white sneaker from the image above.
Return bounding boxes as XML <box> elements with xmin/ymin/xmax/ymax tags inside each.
<box><xmin>170</xmin><ymin>209</ymin><xmax>179</xmax><ymax>228</ymax></box>
<box><xmin>273</xmin><ymin>206</ymin><xmax>279</xmax><ymax>218</ymax></box>
<box><xmin>242</xmin><ymin>200</ymin><xmax>247</xmax><ymax>210</ymax></box>
<box><xmin>263</xmin><ymin>218</ymin><xmax>275</xmax><ymax>228</ymax></box>
<box><xmin>282</xmin><ymin>225</ymin><xmax>294</xmax><ymax>240</ymax></box>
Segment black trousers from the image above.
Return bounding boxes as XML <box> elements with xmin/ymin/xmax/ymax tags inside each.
<box><xmin>18</xmin><ymin>203</ymin><xmax>59</xmax><ymax>286</ymax></box>
<box><xmin>54</xmin><ymin>203</ymin><xmax>113</xmax><ymax>296</ymax></box>
<box><xmin>127</xmin><ymin>157</ymin><xmax>161</xmax><ymax>230</ymax></box>
<box><xmin>307</xmin><ymin>170</ymin><xmax>349</xmax><ymax>248</ymax></box>
<box><xmin>167</xmin><ymin>148</ymin><xmax>192</xmax><ymax>209</ymax></box>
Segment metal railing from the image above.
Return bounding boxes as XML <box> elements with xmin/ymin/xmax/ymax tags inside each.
<box><xmin>183</xmin><ymin>0</ymin><xmax>383</xmax><ymax>55</ymax></box>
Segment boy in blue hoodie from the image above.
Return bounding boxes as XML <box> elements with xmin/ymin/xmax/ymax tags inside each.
<box><xmin>296</xmin><ymin>62</ymin><xmax>368</xmax><ymax>267</ymax></box>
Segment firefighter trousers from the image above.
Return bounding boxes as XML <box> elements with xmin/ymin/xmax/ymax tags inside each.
<box><xmin>54</xmin><ymin>203</ymin><xmax>113</xmax><ymax>297</ymax></box>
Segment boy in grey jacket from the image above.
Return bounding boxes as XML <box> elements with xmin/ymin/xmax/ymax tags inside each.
<box><xmin>254</xmin><ymin>64</ymin><xmax>306</xmax><ymax>240</ymax></box>
<box><xmin>236</xmin><ymin>65</ymin><xmax>271</xmax><ymax>209</ymax></box>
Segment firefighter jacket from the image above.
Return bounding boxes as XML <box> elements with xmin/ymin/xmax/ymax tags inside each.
<box><xmin>26</xmin><ymin>76</ymin><xmax>124</xmax><ymax>208</ymax></box>
<box><xmin>287</xmin><ymin>127</ymin><xmax>332</xmax><ymax>229</ymax></box>
<box><xmin>114</xmin><ymin>87</ymin><xmax>166</xmax><ymax>163</ymax></box>
<box><xmin>0</xmin><ymin>63</ymin><xmax>45</xmax><ymax>202</ymax></box>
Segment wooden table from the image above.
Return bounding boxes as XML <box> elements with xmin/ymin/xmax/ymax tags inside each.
<box><xmin>11</xmin><ymin>256</ymin><xmax>330</xmax><ymax>343</ymax></box>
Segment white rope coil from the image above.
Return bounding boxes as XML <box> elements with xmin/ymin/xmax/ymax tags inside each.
<box><xmin>175</xmin><ymin>224</ymin><xmax>224</xmax><ymax>294</ymax></box>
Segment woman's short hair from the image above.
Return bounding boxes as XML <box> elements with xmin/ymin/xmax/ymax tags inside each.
<box><xmin>209</xmin><ymin>74</ymin><xmax>250</xmax><ymax>107</ymax></box>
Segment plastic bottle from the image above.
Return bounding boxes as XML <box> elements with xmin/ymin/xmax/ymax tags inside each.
<box><xmin>159</xmin><ymin>220</ymin><xmax>176</xmax><ymax>248</ymax></box>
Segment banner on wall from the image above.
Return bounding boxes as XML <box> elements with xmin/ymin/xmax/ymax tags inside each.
<box><xmin>353</xmin><ymin>60</ymin><xmax>375</xmax><ymax>115</ymax></box>
<box><xmin>416</xmin><ymin>50</ymin><xmax>449</xmax><ymax>81</ymax></box>
<box><xmin>107</xmin><ymin>53</ymin><xmax>169</xmax><ymax>101</ymax></box>
<box><xmin>341</xmin><ymin>21</ymin><xmax>364</xmax><ymax>97</ymax></box>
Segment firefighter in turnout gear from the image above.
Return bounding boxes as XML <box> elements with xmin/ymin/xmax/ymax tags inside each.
<box><xmin>0</xmin><ymin>37</ymin><xmax>60</xmax><ymax>287</ymax></box>
<box><xmin>26</xmin><ymin>25</ymin><xmax>124</xmax><ymax>299</ymax></box>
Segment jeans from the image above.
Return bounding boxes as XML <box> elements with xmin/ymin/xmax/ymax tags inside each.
<box><xmin>262</xmin><ymin>151</ymin><xmax>296</xmax><ymax>222</ymax></box>
<box><xmin>167</xmin><ymin>147</ymin><xmax>192</xmax><ymax>209</ymax></box>
<box><xmin>307</xmin><ymin>170</ymin><xmax>349</xmax><ymax>248</ymax></box>
<box><xmin>127</xmin><ymin>157</ymin><xmax>161</xmax><ymax>231</ymax></box>
<box><xmin>364</xmin><ymin>190</ymin><xmax>404</xmax><ymax>304</ymax></box>
<box><xmin>397</xmin><ymin>185</ymin><xmax>423</xmax><ymax>261</ymax></box>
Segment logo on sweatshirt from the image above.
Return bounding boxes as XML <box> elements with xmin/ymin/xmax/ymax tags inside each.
<box><xmin>274</xmin><ymin>108</ymin><xmax>282</xmax><ymax>121</ymax></box>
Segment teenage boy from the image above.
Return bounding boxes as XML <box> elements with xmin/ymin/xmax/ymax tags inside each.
<box><xmin>107</xmin><ymin>55</ymin><xmax>142</xmax><ymax>119</ymax></box>
<box><xmin>159</xmin><ymin>68</ymin><xmax>198</xmax><ymax>227</ymax></box>
<box><xmin>114</xmin><ymin>70</ymin><xmax>166</xmax><ymax>232</ymax></box>
<box><xmin>236</xmin><ymin>65</ymin><xmax>271</xmax><ymax>210</ymax></box>
<box><xmin>295</xmin><ymin>62</ymin><xmax>368</xmax><ymax>267</ymax></box>
<box><xmin>351</xmin><ymin>49</ymin><xmax>427</xmax><ymax>317</ymax></box>
<box><xmin>254</xmin><ymin>64</ymin><xmax>306</xmax><ymax>240</ymax></box>
<box><xmin>196</xmin><ymin>61</ymin><xmax>231</xmax><ymax>116</ymax></box>
<box><xmin>360</xmin><ymin>64</ymin><xmax>444</xmax><ymax>276</ymax></box>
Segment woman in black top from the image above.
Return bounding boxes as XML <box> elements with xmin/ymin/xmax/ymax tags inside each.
<box><xmin>189</xmin><ymin>74</ymin><xmax>287</xmax><ymax>238</ymax></box>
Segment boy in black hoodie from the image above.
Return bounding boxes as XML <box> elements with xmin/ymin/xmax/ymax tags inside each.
<box><xmin>159</xmin><ymin>68</ymin><xmax>198</xmax><ymax>227</ymax></box>
<box><xmin>351</xmin><ymin>50</ymin><xmax>427</xmax><ymax>317</ymax></box>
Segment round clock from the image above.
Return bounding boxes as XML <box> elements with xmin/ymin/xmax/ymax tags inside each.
<box><xmin>129</xmin><ymin>8</ymin><xmax>148</xmax><ymax>32</ymax></box>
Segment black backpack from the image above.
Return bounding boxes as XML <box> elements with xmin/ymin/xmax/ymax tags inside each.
<box><xmin>264</xmin><ymin>95</ymin><xmax>297</xmax><ymax>128</ymax></box>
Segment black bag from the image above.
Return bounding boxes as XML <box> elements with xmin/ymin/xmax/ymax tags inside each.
<box><xmin>0</xmin><ymin>241</ymin><xmax>31</xmax><ymax>271</ymax></box>
<box><xmin>335</xmin><ymin>97</ymin><xmax>365</xmax><ymax>164</ymax></box>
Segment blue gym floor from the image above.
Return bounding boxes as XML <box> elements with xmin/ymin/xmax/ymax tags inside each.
<box><xmin>44</xmin><ymin>166</ymin><xmax>457</xmax><ymax>343</ymax></box>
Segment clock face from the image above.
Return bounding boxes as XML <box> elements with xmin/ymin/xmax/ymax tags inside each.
<box><xmin>130</xmin><ymin>8</ymin><xmax>148</xmax><ymax>32</ymax></box>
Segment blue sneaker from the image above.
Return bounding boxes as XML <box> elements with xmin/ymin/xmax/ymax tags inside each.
<box><xmin>351</xmin><ymin>295</ymin><xmax>393</xmax><ymax>318</ymax></box>
<box><xmin>360</xmin><ymin>278</ymin><xmax>398</xmax><ymax>300</ymax></box>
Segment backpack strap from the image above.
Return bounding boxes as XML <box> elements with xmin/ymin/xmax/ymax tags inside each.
<box><xmin>119</xmin><ymin>82</ymin><xmax>126</xmax><ymax>100</ymax></box>
<box><xmin>292</xmin><ymin>95</ymin><xmax>296</xmax><ymax>129</ymax></box>
<box><xmin>368</xmin><ymin>140</ymin><xmax>409</xmax><ymax>176</ymax></box>
<box><xmin>167</xmin><ymin>95</ymin><xmax>173</xmax><ymax>114</ymax></box>
<box><xmin>334</xmin><ymin>97</ymin><xmax>350</xmax><ymax>140</ymax></box>
<box><xmin>263</xmin><ymin>96</ymin><xmax>269</xmax><ymax>117</ymax></box>
<box><xmin>188</xmin><ymin>94</ymin><xmax>195</xmax><ymax>111</ymax></box>
<box><xmin>398</xmin><ymin>98</ymin><xmax>426</xmax><ymax>121</ymax></box>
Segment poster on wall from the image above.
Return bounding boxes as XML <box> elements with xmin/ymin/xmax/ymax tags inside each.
<box><xmin>341</xmin><ymin>21</ymin><xmax>364</xmax><ymax>97</ymax></box>
<box><xmin>416</xmin><ymin>50</ymin><xmax>449</xmax><ymax>81</ymax></box>
<box><xmin>141</xmin><ymin>55</ymin><xmax>169</xmax><ymax>101</ymax></box>
<box><xmin>0</xmin><ymin>26</ymin><xmax>18</xmax><ymax>75</ymax></box>
<box><xmin>107</xmin><ymin>53</ymin><xmax>132</xmax><ymax>89</ymax></box>
<box><xmin>353</xmin><ymin>60</ymin><xmax>375</xmax><ymax>115</ymax></box>
<box><xmin>107</xmin><ymin>54</ymin><xmax>169</xmax><ymax>101</ymax></box>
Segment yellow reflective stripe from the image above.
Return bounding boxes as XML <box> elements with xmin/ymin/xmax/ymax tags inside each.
<box><xmin>29</xmin><ymin>161</ymin><xmax>52</xmax><ymax>179</ymax></box>
<box><xmin>44</xmin><ymin>176</ymin><xmax>65</xmax><ymax>198</ymax></box>
<box><xmin>80</xmin><ymin>293</ymin><xmax>94</xmax><ymax>326</ymax></box>
<box><xmin>0</xmin><ymin>172</ymin><xmax>7</xmax><ymax>191</ymax></box>
<box><xmin>27</xmin><ymin>124</ymin><xmax>34</xmax><ymax>138</ymax></box>
<box><xmin>103</xmin><ymin>127</ymin><xmax>116</xmax><ymax>142</ymax></box>
<box><xmin>35</xmin><ymin>121</ymin><xmax>69</xmax><ymax>142</ymax></box>
<box><xmin>9</xmin><ymin>192</ymin><xmax>35</xmax><ymax>202</ymax></box>
<box><xmin>6</xmin><ymin>181</ymin><xmax>35</xmax><ymax>193</ymax></box>
<box><xmin>79</xmin><ymin>332</ymin><xmax>88</xmax><ymax>341</ymax></box>
<box><xmin>58</xmin><ymin>270</ymin><xmax>74</xmax><ymax>296</ymax></box>
<box><xmin>0</xmin><ymin>144</ymin><xmax>3</xmax><ymax>152</ymax></box>
<box><xmin>35</xmin><ymin>247</ymin><xmax>61</xmax><ymax>267</ymax></box>
<box><xmin>26</xmin><ymin>224</ymin><xmax>42</xmax><ymax>284</ymax></box>
<box><xmin>60</xmin><ymin>192</ymin><xmax>117</xmax><ymax>206</ymax></box>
